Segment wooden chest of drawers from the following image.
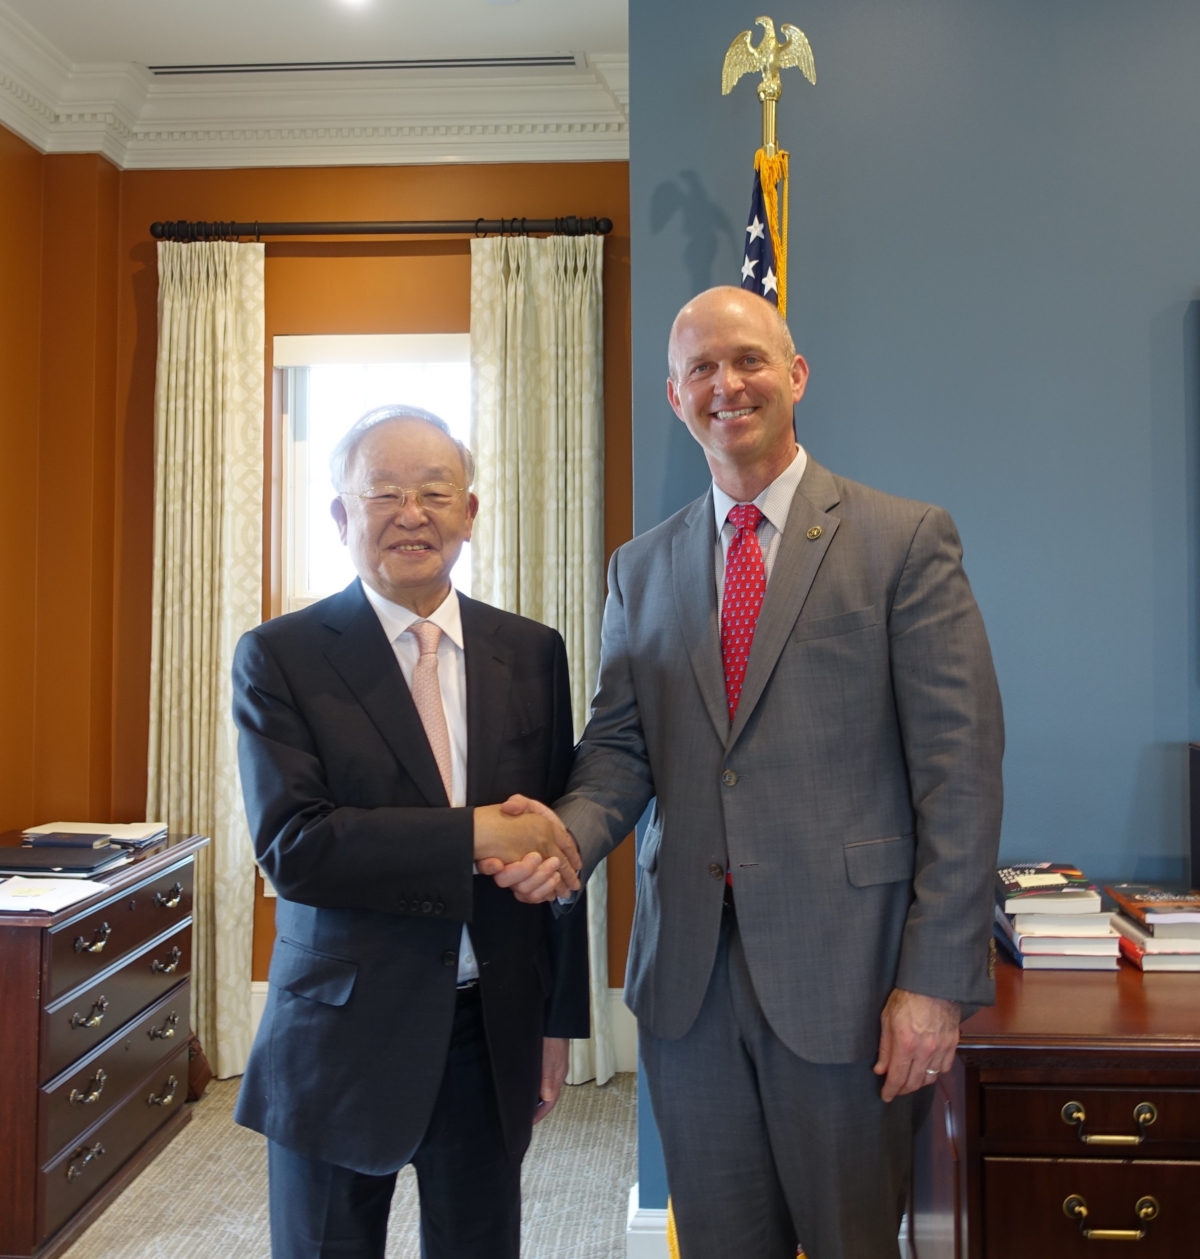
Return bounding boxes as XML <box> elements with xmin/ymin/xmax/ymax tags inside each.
<box><xmin>910</xmin><ymin>958</ymin><xmax>1200</xmax><ymax>1258</ymax></box>
<box><xmin>0</xmin><ymin>834</ymin><xmax>208</xmax><ymax>1259</ymax></box>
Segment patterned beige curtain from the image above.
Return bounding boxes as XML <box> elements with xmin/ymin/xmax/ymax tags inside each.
<box><xmin>146</xmin><ymin>241</ymin><xmax>265</xmax><ymax>1079</ymax></box>
<box><xmin>470</xmin><ymin>235</ymin><xmax>614</xmax><ymax>1085</ymax></box>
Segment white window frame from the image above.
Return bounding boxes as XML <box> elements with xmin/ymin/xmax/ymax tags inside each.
<box><xmin>276</xmin><ymin>334</ymin><xmax>472</xmax><ymax>615</ymax></box>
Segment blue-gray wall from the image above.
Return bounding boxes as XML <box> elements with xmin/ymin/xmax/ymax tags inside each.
<box><xmin>631</xmin><ymin>0</ymin><xmax>1200</xmax><ymax>898</ymax></box>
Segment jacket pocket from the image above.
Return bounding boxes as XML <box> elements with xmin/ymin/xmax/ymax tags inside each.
<box><xmin>793</xmin><ymin>605</ymin><xmax>879</xmax><ymax>643</ymax></box>
<box><xmin>844</xmin><ymin>834</ymin><xmax>916</xmax><ymax>887</ymax></box>
<box><xmin>270</xmin><ymin>936</ymin><xmax>358</xmax><ymax>1006</ymax></box>
<box><xmin>638</xmin><ymin>806</ymin><xmax>663</xmax><ymax>873</ymax></box>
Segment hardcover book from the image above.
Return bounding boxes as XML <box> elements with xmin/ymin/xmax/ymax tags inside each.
<box><xmin>1106</xmin><ymin>884</ymin><xmax>1200</xmax><ymax>927</ymax></box>
<box><xmin>996</xmin><ymin>864</ymin><xmax>1101</xmax><ymax>915</ymax></box>
<box><xmin>1117</xmin><ymin>934</ymin><xmax>1200</xmax><ymax>972</ymax></box>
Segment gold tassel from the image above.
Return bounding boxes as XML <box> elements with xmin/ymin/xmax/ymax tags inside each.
<box><xmin>753</xmin><ymin>147</ymin><xmax>790</xmax><ymax>316</ymax></box>
<box><xmin>667</xmin><ymin>1198</ymin><xmax>681</xmax><ymax>1259</ymax></box>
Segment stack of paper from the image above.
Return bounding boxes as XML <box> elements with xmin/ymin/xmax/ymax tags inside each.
<box><xmin>24</xmin><ymin>821</ymin><xmax>168</xmax><ymax>847</ymax></box>
<box><xmin>0</xmin><ymin>877</ymin><xmax>112</xmax><ymax>913</ymax></box>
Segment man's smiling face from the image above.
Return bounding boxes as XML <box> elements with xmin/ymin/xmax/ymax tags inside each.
<box><xmin>666</xmin><ymin>288</ymin><xmax>808</xmax><ymax>476</ymax></box>
<box><xmin>332</xmin><ymin>417</ymin><xmax>477</xmax><ymax>614</ymax></box>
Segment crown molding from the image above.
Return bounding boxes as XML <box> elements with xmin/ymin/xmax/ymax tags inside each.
<box><xmin>0</xmin><ymin>2</ymin><xmax>628</xmax><ymax>168</ymax></box>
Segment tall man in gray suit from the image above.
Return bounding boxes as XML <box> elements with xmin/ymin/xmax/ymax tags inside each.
<box><xmin>512</xmin><ymin>287</ymin><xmax>1003</xmax><ymax>1257</ymax></box>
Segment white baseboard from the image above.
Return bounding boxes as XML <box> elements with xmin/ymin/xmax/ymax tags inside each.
<box><xmin>627</xmin><ymin>1184</ymin><xmax>669</xmax><ymax>1259</ymax></box>
<box><xmin>252</xmin><ymin>982</ymin><xmax>639</xmax><ymax>1074</ymax></box>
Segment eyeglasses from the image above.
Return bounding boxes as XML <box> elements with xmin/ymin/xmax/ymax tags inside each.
<box><xmin>342</xmin><ymin>482</ymin><xmax>465</xmax><ymax>513</ymax></box>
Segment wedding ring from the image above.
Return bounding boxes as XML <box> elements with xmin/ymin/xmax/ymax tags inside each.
<box><xmin>925</xmin><ymin>1069</ymin><xmax>939</xmax><ymax>1076</ymax></box>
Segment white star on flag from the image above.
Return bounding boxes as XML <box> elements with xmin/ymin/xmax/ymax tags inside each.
<box><xmin>746</xmin><ymin>216</ymin><xmax>766</xmax><ymax>243</ymax></box>
<box><xmin>761</xmin><ymin>267</ymin><xmax>778</xmax><ymax>297</ymax></box>
<box><xmin>740</xmin><ymin>255</ymin><xmax>758</xmax><ymax>282</ymax></box>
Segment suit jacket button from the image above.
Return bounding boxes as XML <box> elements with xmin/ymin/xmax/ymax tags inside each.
<box><xmin>435</xmin><ymin>902</ymin><xmax>445</xmax><ymax>914</ymax></box>
<box><xmin>443</xmin><ymin>950</ymin><xmax>458</xmax><ymax>967</ymax></box>
<box><xmin>422</xmin><ymin>901</ymin><xmax>433</xmax><ymax>914</ymax></box>
<box><xmin>708</xmin><ymin>863</ymin><xmax>724</xmax><ymax>879</ymax></box>
<box><xmin>722</xmin><ymin>769</ymin><xmax>738</xmax><ymax>786</ymax></box>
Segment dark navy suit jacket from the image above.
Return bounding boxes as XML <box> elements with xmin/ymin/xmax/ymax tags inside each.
<box><xmin>232</xmin><ymin>579</ymin><xmax>589</xmax><ymax>1175</ymax></box>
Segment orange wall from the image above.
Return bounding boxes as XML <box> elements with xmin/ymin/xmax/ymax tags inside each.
<box><xmin>0</xmin><ymin>126</ymin><xmax>43</xmax><ymax>833</ymax></box>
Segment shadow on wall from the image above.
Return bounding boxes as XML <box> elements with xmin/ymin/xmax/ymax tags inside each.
<box><xmin>646</xmin><ymin>170</ymin><xmax>739</xmax><ymax>524</ymax></box>
<box><xmin>651</xmin><ymin>169</ymin><xmax>737</xmax><ymax>295</ymax></box>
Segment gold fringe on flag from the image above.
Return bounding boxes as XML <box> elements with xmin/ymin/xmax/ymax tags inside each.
<box><xmin>753</xmin><ymin>147</ymin><xmax>790</xmax><ymax>317</ymax></box>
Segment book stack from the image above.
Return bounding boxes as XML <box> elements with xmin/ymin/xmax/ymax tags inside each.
<box><xmin>993</xmin><ymin>863</ymin><xmax>1118</xmax><ymax>970</ymax></box>
<box><xmin>1106</xmin><ymin>884</ymin><xmax>1200</xmax><ymax>972</ymax></box>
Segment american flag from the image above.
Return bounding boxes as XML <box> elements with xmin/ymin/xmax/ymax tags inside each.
<box><xmin>740</xmin><ymin>166</ymin><xmax>778</xmax><ymax>306</ymax></box>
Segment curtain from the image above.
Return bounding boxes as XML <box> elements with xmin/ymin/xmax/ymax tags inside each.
<box><xmin>146</xmin><ymin>241</ymin><xmax>265</xmax><ymax>1080</ymax></box>
<box><xmin>470</xmin><ymin>235</ymin><xmax>615</xmax><ymax>1085</ymax></box>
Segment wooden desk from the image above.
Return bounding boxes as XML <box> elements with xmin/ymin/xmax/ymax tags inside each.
<box><xmin>910</xmin><ymin>957</ymin><xmax>1200</xmax><ymax>1258</ymax></box>
<box><xmin>0</xmin><ymin>833</ymin><xmax>208</xmax><ymax>1259</ymax></box>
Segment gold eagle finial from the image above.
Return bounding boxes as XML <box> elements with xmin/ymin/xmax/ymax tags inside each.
<box><xmin>722</xmin><ymin>17</ymin><xmax>816</xmax><ymax>99</ymax></box>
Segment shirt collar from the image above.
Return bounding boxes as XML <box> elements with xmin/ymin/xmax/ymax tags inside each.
<box><xmin>361</xmin><ymin>580</ymin><xmax>465</xmax><ymax>651</ymax></box>
<box><xmin>712</xmin><ymin>444</ymin><xmax>808</xmax><ymax>536</ymax></box>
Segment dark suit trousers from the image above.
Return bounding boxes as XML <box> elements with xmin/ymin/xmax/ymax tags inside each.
<box><xmin>267</xmin><ymin>985</ymin><xmax>523</xmax><ymax>1259</ymax></box>
<box><xmin>640</xmin><ymin>907</ymin><xmax>926</xmax><ymax>1259</ymax></box>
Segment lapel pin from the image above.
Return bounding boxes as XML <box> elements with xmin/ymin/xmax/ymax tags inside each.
<box><xmin>806</xmin><ymin>525</ymin><xmax>823</xmax><ymax>540</ymax></box>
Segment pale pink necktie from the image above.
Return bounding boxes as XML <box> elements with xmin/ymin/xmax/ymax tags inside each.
<box><xmin>407</xmin><ymin>621</ymin><xmax>453</xmax><ymax>801</ymax></box>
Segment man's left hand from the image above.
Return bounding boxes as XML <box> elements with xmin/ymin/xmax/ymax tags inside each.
<box><xmin>873</xmin><ymin>988</ymin><xmax>960</xmax><ymax>1102</ymax></box>
<box><xmin>534</xmin><ymin>1037</ymin><xmax>570</xmax><ymax>1124</ymax></box>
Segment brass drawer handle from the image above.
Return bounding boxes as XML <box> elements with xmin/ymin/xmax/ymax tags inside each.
<box><xmin>69</xmin><ymin>1069</ymin><xmax>107</xmax><ymax>1106</ymax></box>
<box><xmin>153</xmin><ymin>882</ymin><xmax>183</xmax><ymax>909</ymax></box>
<box><xmin>149</xmin><ymin>1011</ymin><xmax>179</xmax><ymax>1041</ymax></box>
<box><xmin>1063</xmin><ymin>1194</ymin><xmax>1159</xmax><ymax>1241</ymax></box>
<box><xmin>151</xmin><ymin>946</ymin><xmax>182</xmax><ymax>975</ymax></box>
<box><xmin>1061</xmin><ymin>1100</ymin><xmax>1157</xmax><ymax>1145</ymax></box>
<box><xmin>73</xmin><ymin>922</ymin><xmax>112</xmax><ymax>954</ymax></box>
<box><xmin>65</xmin><ymin>1142</ymin><xmax>105</xmax><ymax>1182</ymax></box>
<box><xmin>69</xmin><ymin>996</ymin><xmax>109</xmax><ymax>1029</ymax></box>
<box><xmin>148</xmin><ymin>1075</ymin><xmax>178</xmax><ymax>1107</ymax></box>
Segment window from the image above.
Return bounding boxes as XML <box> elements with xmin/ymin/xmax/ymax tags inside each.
<box><xmin>278</xmin><ymin>334</ymin><xmax>472</xmax><ymax>613</ymax></box>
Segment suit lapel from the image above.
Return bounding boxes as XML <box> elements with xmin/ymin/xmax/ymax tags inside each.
<box><xmin>672</xmin><ymin>491</ymin><xmax>729</xmax><ymax>743</ymax></box>
<box><xmin>727</xmin><ymin>459</ymin><xmax>843</xmax><ymax>748</ymax></box>
<box><xmin>460</xmin><ymin>595</ymin><xmax>514</xmax><ymax>807</ymax></box>
<box><xmin>322</xmin><ymin>580</ymin><xmax>449</xmax><ymax>807</ymax></box>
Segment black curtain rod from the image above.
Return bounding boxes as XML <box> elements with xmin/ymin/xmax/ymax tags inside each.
<box><xmin>150</xmin><ymin>216</ymin><xmax>613</xmax><ymax>242</ymax></box>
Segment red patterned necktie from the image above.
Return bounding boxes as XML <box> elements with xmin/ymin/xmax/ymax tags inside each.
<box><xmin>721</xmin><ymin>503</ymin><xmax>767</xmax><ymax>723</ymax></box>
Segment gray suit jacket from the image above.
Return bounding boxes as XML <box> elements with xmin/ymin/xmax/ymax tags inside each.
<box><xmin>557</xmin><ymin>458</ymin><xmax>1004</xmax><ymax>1063</ymax></box>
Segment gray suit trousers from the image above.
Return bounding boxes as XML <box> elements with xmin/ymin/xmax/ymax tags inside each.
<box><xmin>640</xmin><ymin>908</ymin><xmax>924</xmax><ymax>1259</ymax></box>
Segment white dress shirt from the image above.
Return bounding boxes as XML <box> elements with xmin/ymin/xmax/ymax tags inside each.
<box><xmin>361</xmin><ymin>581</ymin><xmax>479</xmax><ymax>984</ymax></box>
<box><xmin>713</xmin><ymin>444</ymin><xmax>808</xmax><ymax>604</ymax></box>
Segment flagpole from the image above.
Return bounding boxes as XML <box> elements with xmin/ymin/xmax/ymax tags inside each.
<box><xmin>721</xmin><ymin>17</ymin><xmax>815</xmax><ymax>318</ymax></box>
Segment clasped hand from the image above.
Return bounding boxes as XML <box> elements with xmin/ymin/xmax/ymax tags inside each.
<box><xmin>473</xmin><ymin>796</ymin><xmax>581</xmax><ymax>904</ymax></box>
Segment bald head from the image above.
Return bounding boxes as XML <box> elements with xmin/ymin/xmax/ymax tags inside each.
<box><xmin>667</xmin><ymin>287</ymin><xmax>796</xmax><ymax>382</ymax></box>
<box><xmin>663</xmin><ymin>284</ymin><xmax>809</xmax><ymax>501</ymax></box>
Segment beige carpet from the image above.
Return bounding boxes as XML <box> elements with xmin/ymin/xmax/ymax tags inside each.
<box><xmin>60</xmin><ymin>1075</ymin><xmax>637</xmax><ymax>1259</ymax></box>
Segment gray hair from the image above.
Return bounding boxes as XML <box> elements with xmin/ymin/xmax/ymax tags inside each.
<box><xmin>666</xmin><ymin>286</ymin><xmax>797</xmax><ymax>382</ymax></box>
<box><xmin>329</xmin><ymin>404</ymin><xmax>476</xmax><ymax>492</ymax></box>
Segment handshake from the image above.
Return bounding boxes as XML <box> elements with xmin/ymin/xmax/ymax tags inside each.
<box><xmin>473</xmin><ymin>795</ymin><xmax>582</xmax><ymax>904</ymax></box>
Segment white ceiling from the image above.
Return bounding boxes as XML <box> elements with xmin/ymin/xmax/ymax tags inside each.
<box><xmin>0</xmin><ymin>0</ymin><xmax>628</xmax><ymax>168</ymax></box>
<box><xmin>3</xmin><ymin>0</ymin><xmax>626</xmax><ymax>67</ymax></box>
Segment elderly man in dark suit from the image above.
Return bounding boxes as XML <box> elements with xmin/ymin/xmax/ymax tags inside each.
<box><xmin>511</xmin><ymin>288</ymin><xmax>1004</xmax><ymax>1258</ymax></box>
<box><xmin>232</xmin><ymin>405</ymin><xmax>588</xmax><ymax>1259</ymax></box>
